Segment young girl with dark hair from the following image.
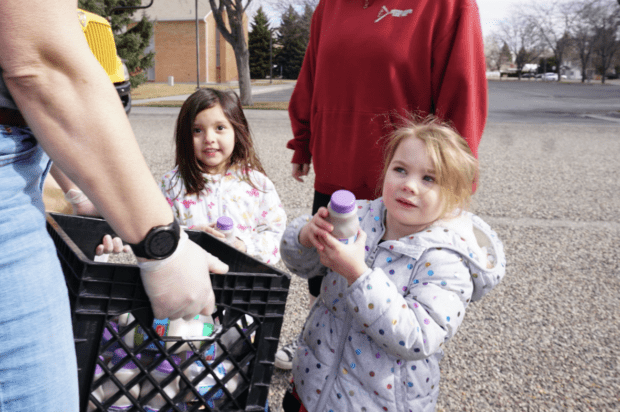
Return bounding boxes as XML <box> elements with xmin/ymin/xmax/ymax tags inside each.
<box><xmin>161</xmin><ymin>88</ymin><xmax>286</xmax><ymax>264</ymax></box>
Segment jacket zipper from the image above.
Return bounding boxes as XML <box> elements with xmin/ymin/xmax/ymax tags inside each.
<box><xmin>364</xmin><ymin>0</ymin><xmax>369</xmax><ymax>8</ymax></box>
<box><xmin>215</xmin><ymin>179</ymin><xmax>223</xmax><ymax>217</ymax></box>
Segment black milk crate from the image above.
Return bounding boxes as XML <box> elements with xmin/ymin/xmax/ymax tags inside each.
<box><xmin>46</xmin><ymin>213</ymin><xmax>290</xmax><ymax>412</ymax></box>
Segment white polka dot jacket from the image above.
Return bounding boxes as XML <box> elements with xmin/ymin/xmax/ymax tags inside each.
<box><xmin>279</xmin><ymin>198</ymin><xmax>506</xmax><ymax>412</ymax></box>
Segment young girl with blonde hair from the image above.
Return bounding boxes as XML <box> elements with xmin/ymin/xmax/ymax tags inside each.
<box><xmin>280</xmin><ymin>116</ymin><xmax>505</xmax><ymax>412</ymax></box>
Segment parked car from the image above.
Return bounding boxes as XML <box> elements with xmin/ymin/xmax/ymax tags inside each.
<box><xmin>543</xmin><ymin>72</ymin><xmax>558</xmax><ymax>81</ymax></box>
<box><xmin>521</xmin><ymin>72</ymin><xmax>535</xmax><ymax>78</ymax></box>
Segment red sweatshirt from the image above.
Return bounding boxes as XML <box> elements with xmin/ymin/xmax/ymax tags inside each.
<box><xmin>287</xmin><ymin>0</ymin><xmax>487</xmax><ymax>200</ymax></box>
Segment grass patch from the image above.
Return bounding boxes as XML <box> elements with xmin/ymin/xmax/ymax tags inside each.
<box><xmin>134</xmin><ymin>100</ymin><xmax>289</xmax><ymax>110</ymax></box>
<box><xmin>243</xmin><ymin>101</ymin><xmax>289</xmax><ymax>110</ymax></box>
<box><xmin>133</xmin><ymin>100</ymin><xmax>187</xmax><ymax>107</ymax></box>
<box><xmin>132</xmin><ymin>80</ymin><xmax>294</xmax><ymax>100</ymax></box>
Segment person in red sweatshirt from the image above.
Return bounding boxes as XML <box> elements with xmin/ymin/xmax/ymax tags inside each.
<box><xmin>276</xmin><ymin>0</ymin><xmax>488</xmax><ymax>372</ymax></box>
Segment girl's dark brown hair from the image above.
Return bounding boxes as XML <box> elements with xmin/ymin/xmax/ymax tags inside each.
<box><xmin>173</xmin><ymin>88</ymin><xmax>266</xmax><ymax>196</ymax></box>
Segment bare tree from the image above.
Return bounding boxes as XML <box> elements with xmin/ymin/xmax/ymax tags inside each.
<box><xmin>495</xmin><ymin>6</ymin><xmax>544</xmax><ymax>78</ymax></box>
<box><xmin>590</xmin><ymin>0</ymin><xmax>620</xmax><ymax>83</ymax></box>
<box><xmin>570</xmin><ymin>0</ymin><xmax>599</xmax><ymax>82</ymax></box>
<box><xmin>260</xmin><ymin>0</ymin><xmax>319</xmax><ymax>14</ymax></box>
<box><xmin>484</xmin><ymin>35</ymin><xmax>502</xmax><ymax>71</ymax></box>
<box><xmin>530</xmin><ymin>0</ymin><xmax>576</xmax><ymax>81</ymax></box>
<box><xmin>208</xmin><ymin>0</ymin><xmax>254</xmax><ymax>105</ymax></box>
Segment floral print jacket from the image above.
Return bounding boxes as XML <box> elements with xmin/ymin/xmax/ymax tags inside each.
<box><xmin>280</xmin><ymin>198</ymin><xmax>506</xmax><ymax>412</ymax></box>
<box><xmin>161</xmin><ymin>167</ymin><xmax>286</xmax><ymax>264</ymax></box>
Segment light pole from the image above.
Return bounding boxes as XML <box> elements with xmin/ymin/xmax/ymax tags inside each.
<box><xmin>195</xmin><ymin>0</ymin><xmax>200</xmax><ymax>90</ymax></box>
<box><xmin>269</xmin><ymin>30</ymin><xmax>273</xmax><ymax>84</ymax></box>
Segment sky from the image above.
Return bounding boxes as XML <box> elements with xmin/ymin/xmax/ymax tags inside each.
<box><xmin>476</xmin><ymin>0</ymin><xmax>520</xmax><ymax>38</ymax></box>
<box><xmin>252</xmin><ymin>0</ymin><xmax>527</xmax><ymax>39</ymax></box>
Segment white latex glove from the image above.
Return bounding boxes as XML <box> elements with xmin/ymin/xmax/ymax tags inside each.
<box><xmin>137</xmin><ymin>230</ymin><xmax>229</xmax><ymax>321</ymax></box>
<box><xmin>64</xmin><ymin>189</ymin><xmax>101</xmax><ymax>217</ymax></box>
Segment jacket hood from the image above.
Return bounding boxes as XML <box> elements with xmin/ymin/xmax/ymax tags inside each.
<box><xmin>369</xmin><ymin>199</ymin><xmax>506</xmax><ymax>302</ymax></box>
<box><xmin>430</xmin><ymin>211</ymin><xmax>506</xmax><ymax>301</ymax></box>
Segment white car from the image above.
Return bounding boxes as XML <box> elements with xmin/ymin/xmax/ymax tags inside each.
<box><xmin>543</xmin><ymin>72</ymin><xmax>558</xmax><ymax>81</ymax></box>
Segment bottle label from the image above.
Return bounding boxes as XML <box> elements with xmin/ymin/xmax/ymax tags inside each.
<box><xmin>338</xmin><ymin>234</ymin><xmax>358</xmax><ymax>245</ymax></box>
<box><xmin>135</xmin><ymin>318</ymin><xmax>169</xmax><ymax>350</ymax></box>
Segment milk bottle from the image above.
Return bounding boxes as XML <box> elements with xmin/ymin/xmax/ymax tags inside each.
<box><xmin>216</xmin><ymin>216</ymin><xmax>235</xmax><ymax>244</ymax></box>
<box><xmin>326</xmin><ymin>190</ymin><xmax>359</xmax><ymax>244</ymax></box>
<box><xmin>102</xmin><ymin>348</ymin><xmax>142</xmax><ymax>410</ymax></box>
<box><xmin>180</xmin><ymin>356</ymin><xmax>239</xmax><ymax>403</ymax></box>
<box><xmin>87</xmin><ymin>356</ymin><xmax>106</xmax><ymax>412</ymax></box>
<box><xmin>165</xmin><ymin>315</ymin><xmax>216</xmax><ymax>353</ymax></box>
<box><xmin>134</xmin><ymin>317</ymin><xmax>169</xmax><ymax>351</ymax></box>
<box><xmin>140</xmin><ymin>354</ymin><xmax>182</xmax><ymax>411</ymax></box>
<box><xmin>100</xmin><ymin>321</ymin><xmax>120</xmax><ymax>361</ymax></box>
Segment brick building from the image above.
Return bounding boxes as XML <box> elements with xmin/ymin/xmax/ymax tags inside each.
<box><xmin>139</xmin><ymin>0</ymin><xmax>247</xmax><ymax>83</ymax></box>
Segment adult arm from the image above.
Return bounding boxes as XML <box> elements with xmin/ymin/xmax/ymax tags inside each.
<box><xmin>432</xmin><ymin>1</ymin><xmax>488</xmax><ymax>159</ymax></box>
<box><xmin>0</xmin><ymin>0</ymin><xmax>172</xmax><ymax>243</ymax></box>
<box><xmin>0</xmin><ymin>0</ymin><xmax>226</xmax><ymax>320</ymax></box>
<box><xmin>286</xmin><ymin>0</ymin><xmax>325</xmax><ymax>174</ymax></box>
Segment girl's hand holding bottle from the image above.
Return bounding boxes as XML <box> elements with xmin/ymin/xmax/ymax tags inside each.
<box><xmin>298</xmin><ymin>207</ymin><xmax>333</xmax><ymax>250</ymax></box>
<box><xmin>316</xmin><ymin>228</ymin><xmax>368</xmax><ymax>286</ymax></box>
<box><xmin>193</xmin><ymin>222</ymin><xmax>227</xmax><ymax>240</ymax></box>
<box><xmin>300</xmin><ymin>207</ymin><xmax>369</xmax><ymax>286</ymax></box>
<box><xmin>194</xmin><ymin>221</ymin><xmax>248</xmax><ymax>253</ymax></box>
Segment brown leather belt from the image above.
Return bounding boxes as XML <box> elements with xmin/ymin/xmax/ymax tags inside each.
<box><xmin>0</xmin><ymin>107</ymin><xmax>27</xmax><ymax>127</ymax></box>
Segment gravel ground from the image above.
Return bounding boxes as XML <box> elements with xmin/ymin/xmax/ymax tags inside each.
<box><xmin>129</xmin><ymin>109</ymin><xmax>620</xmax><ymax>412</ymax></box>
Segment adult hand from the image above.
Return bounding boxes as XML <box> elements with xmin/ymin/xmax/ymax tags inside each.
<box><xmin>138</xmin><ymin>231</ymin><xmax>229</xmax><ymax>320</ymax></box>
<box><xmin>292</xmin><ymin>163</ymin><xmax>310</xmax><ymax>182</ymax></box>
<box><xmin>317</xmin><ymin>229</ymin><xmax>369</xmax><ymax>286</ymax></box>
<box><xmin>65</xmin><ymin>189</ymin><xmax>101</xmax><ymax>217</ymax></box>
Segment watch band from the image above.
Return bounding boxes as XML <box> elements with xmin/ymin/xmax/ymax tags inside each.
<box><xmin>129</xmin><ymin>219</ymin><xmax>181</xmax><ymax>260</ymax></box>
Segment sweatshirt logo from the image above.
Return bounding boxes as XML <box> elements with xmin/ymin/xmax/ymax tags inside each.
<box><xmin>375</xmin><ymin>5</ymin><xmax>413</xmax><ymax>23</ymax></box>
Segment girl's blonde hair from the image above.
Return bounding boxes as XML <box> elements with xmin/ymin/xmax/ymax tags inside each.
<box><xmin>381</xmin><ymin>115</ymin><xmax>479</xmax><ymax>219</ymax></box>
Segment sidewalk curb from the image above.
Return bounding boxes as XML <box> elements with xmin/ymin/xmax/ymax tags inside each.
<box><xmin>134</xmin><ymin>83</ymin><xmax>295</xmax><ymax>104</ymax></box>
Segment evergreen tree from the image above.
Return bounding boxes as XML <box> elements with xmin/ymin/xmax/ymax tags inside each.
<box><xmin>500</xmin><ymin>42</ymin><xmax>512</xmax><ymax>64</ymax></box>
<box><xmin>299</xmin><ymin>3</ymin><xmax>314</xmax><ymax>47</ymax></box>
<box><xmin>78</xmin><ymin>0</ymin><xmax>154</xmax><ymax>88</ymax></box>
<box><xmin>277</xmin><ymin>6</ymin><xmax>307</xmax><ymax>79</ymax></box>
<box><xmin>249</xmin><ymin>7</ymin><xmax>272</xmax><ymax>79</ymax></box>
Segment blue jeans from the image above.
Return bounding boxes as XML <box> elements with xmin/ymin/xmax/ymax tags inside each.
<box><xmin>0</xmin><ymin>125</ymin><xmax>79</xmax><ymax>411</ymax></box>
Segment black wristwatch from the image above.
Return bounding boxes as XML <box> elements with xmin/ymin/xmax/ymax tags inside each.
<box><xmin>128</xmin><ymin>219</ymin><xmax>181</xmax><ymax>260</ymax></box>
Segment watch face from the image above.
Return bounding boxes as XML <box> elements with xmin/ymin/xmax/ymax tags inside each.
<box><xmin>149</xmin><ymin>231</ymin><xmax>177</xmax><ymax>258</ymax></box>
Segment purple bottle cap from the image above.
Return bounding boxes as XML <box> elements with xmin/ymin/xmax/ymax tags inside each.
<box><xmin>102</xmin><ymin>321</ymin><xmax>118</xmax><ymax>342</ymax></box>
<box><xmin>330</xmin><ymin>190</ymin><xmax>356</xmax><ymax>214</ymax></box>
<box><xmin>216</xmin><ymin>216</ymin><xmax>233</xmax><ymax>231</ymax></box>
<box><xmin>111</xmin><ymin>348</ymin><xmax>141</xmax><ymax>369</ymax></box>
<box><xmin>156</xmin><ymin>354</ymin><xmax>181</xmax><ymax>374</ymax></box>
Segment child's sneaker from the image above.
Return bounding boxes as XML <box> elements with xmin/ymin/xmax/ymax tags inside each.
<box><xmin>274</xmin><ymin>339</ymin><xmax>298</xmax><ymax>370</ymax></box>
